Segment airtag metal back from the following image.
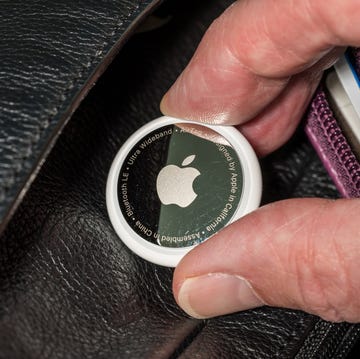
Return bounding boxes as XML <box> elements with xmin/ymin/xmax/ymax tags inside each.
<box><xmin>106</xmin><ymin>116</ymin><xmax>262</xmax><ymax>267</ymax></box>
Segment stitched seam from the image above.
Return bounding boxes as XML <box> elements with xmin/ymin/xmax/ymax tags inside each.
<box><xmin>1</xmin><ymin>0</ymin><xmax>144</xmax><ymax>198</ymax></box>
<box><xmin>274</xmin><ymin>316</ymin><xmax>319</xmax><ymax>358</ymax></box>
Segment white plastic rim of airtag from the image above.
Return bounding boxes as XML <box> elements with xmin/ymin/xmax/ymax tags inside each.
<box><xmin>106</xmin><ymin>116</ymin><xmax>262</xmax><ymax>267</ymax></box>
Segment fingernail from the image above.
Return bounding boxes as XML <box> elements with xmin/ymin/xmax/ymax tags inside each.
<box><xmin>177</xmin><ymin>273</ymin><xmax>264</xmax><ymax>319</ymax></box>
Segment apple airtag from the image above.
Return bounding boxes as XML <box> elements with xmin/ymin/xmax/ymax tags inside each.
<box><xmin>106</xmin><ymin>116</ymin><xmax>262</xmax><ymax>267</ymax></box>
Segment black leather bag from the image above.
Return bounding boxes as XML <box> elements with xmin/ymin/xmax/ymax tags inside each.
<box><xmin>1</xmin><ymin>0</ymin><xmax>359</xmax><ymax>357</ymax></box>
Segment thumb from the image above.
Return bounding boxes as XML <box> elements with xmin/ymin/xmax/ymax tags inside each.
<box><xmin>173</xmin><ymin>198</ymin><xmax>360</xmax><ymax>322</ymax></box>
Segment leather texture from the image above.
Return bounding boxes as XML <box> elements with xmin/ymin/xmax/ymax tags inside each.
<box><xmin>0</xmin><ymin>0</ymin><xmax>161</xmax><ymax>232</ymax></box>
<box><xmin>0</xmin><ymin>0</ymin><xmax>359</xmax><ymax>358</ymax></box>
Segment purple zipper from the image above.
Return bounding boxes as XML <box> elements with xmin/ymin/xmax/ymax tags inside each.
<box><xmin>305</xmin><ymin>48</ymin><xmax>360</xmax><ymax>197</ymax></box>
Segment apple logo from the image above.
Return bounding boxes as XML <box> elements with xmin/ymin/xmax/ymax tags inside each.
<box><xmin>156</xmin><ymin>155</ymin><xmax>200</xmax><ymax>208</ymax></box>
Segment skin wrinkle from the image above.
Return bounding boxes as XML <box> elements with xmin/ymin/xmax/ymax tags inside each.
<box><xmin>240</xmin><ymin>68</ymin><xmax>322</xmax><ymax>155</ymax></box>
<box><xmin>326</xmin><ymin>204</ymin><xmax>356</xmax><ymax>320</ymax></box>
<box><xmin>256</xmin><ymin>1</ymin><xmax>295</xmax><ymax>70</ymax></box>
<box><xmin>174</xmin><ymin>199</ymin><xmax>360</xmax><ymax>321</ymax></box>
<box><xmin>191</xmin><ymin>59</ymin><xmax>287</xmax><ymax>124</ymax></box>
<box><xmin>225</xmin><ymin>0</ymin><xmax>252</xmax><ymax>70</ymax></box>
<box><xmin>202</xmin><ymin>15</ymin><xmax>288</xmax><ymax>101</ymax></box>
<box><xmin>330</xmin><ymin>246</ymin><xmax>352</xmax><ymax>321</ymax></box>
<box><xmin>224</xmin><ymin>1</ymin><xmax>265</xmax><ymax>78</ymax></box>
<box><xmin>290</xmin><ymin>1</ymin><xmax>336</xmax><ymax>68</ymax></box>
<box><xmin>276</xmin><ymin>208</ymin><xmax>320</xmax><ymax>302</ymax></box>
<box><xmin>195</xmin><ymin>229</ymin><xmax>273</xmax><ymax>306</ymax></box>
<box><xmin>232</xmin><ymin>9</ymin><xmax>271</xmax><ymax>77</ymax></box>
<box><xmin>230</xmin><ymin>1</ymin><xmax>281</xmax><ymax>75</ymax></box>
<box><xmin>196</xmin><ymin>70</ymin><xmax>213</xmax><ymax>99</ymax></box>
<box><xmin>294</xmin><ymin>203</ymin><xmax>330</xmax><ymax>317</ymax></box>
<box><xmin>288</xmin><ymin>0</ymin><xmax>331</xmax><ymax>67</ymax></box>
<box><xmin>251</xmin><ymin>205</ymin><xmax>308</xmax><ymax>284</ymax></box>
<box><xmin>239</xmin><ymin>0</ymin><xmax>333</xmax><ymax>76</ymax></box>
<box><xmin>264</xmin><ymin>201</ymin><xmax>316</xmax><ymax>235</ymax></box>
<box><xmin>163</xmin><ymin>1</ymin><xmax>330</xmax><ymax>127</ymax></box>
<box><xmin>349</xmin><ymin>215</ymin><xmax>360</xmax><ymax>317</ymax></box>
<box><xmin>296</xmin><ymin>201</ymin><xmax>356</xmax><ymax>322</ymax></box>
<box><xmin>167</xmin><ymin>0</ymin><xmax>360</xmax><ymax>322</ymax></box>
<box><xmin>263</xmin><ymin>232</ymin><xmax>287</xmax><ymax>280</ymax></box>
<box><xmin>193</xmin><ymin>33</ymin><xmax>247</xmax><ymax>102</ymax></box>
<box><xmin>213</xmin><ymin>231</ymin><xmax>238</xmax><ymax>262</ymax></box>
<box><xmin>312</xmin><ymin>0</ymin><xmax>350</xmax><ymax>46</ymax></box>
<box><xmin>303</xmin><ymin>0</ymin><xmax>326</xmax><ymax>44</ymax></box>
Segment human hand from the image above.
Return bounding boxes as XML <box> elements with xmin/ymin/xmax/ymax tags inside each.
<box><xmin>161</xmin><ymin>0</ymin><xmax>360</xmax><ymax>322</ymax></box>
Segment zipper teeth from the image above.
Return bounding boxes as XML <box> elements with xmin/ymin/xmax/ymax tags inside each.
<box><xmin>316</xmin><ymin>91</ymin><xmax>360</xmax><ymax>189</ymax></box>
<box><xmin>298</xmin><ymin>52</ymin><xmax>360</xmax><ymax>358</ymax></box>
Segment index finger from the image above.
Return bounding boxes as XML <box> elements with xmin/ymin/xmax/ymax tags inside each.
<box><xmin>161</xmin><ymin>0</ymin><xmax>360</xmax><ymax>125</ymax></box>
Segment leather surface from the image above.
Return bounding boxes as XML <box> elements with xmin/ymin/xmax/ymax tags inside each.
<box><xmin>0</xmin><ymin>0</ymin><xmax>359</xmax><ymax>358</ymax></box>
<box><xmin>0</xmin><ymin>0</ymin><xmax>161</xmax><ymax>232</ymax></box>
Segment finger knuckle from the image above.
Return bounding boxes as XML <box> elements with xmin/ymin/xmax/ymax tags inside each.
<box><xmin>294</xmin><ymin>232</ymin><xmax>359</xmax><ymax>322</ymax></box>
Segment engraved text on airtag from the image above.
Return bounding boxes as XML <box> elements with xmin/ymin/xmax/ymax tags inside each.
<box><xmin>118</xmin><ymin>124</ymin><xmax>243</xmax><ymax>248</ymax></box>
